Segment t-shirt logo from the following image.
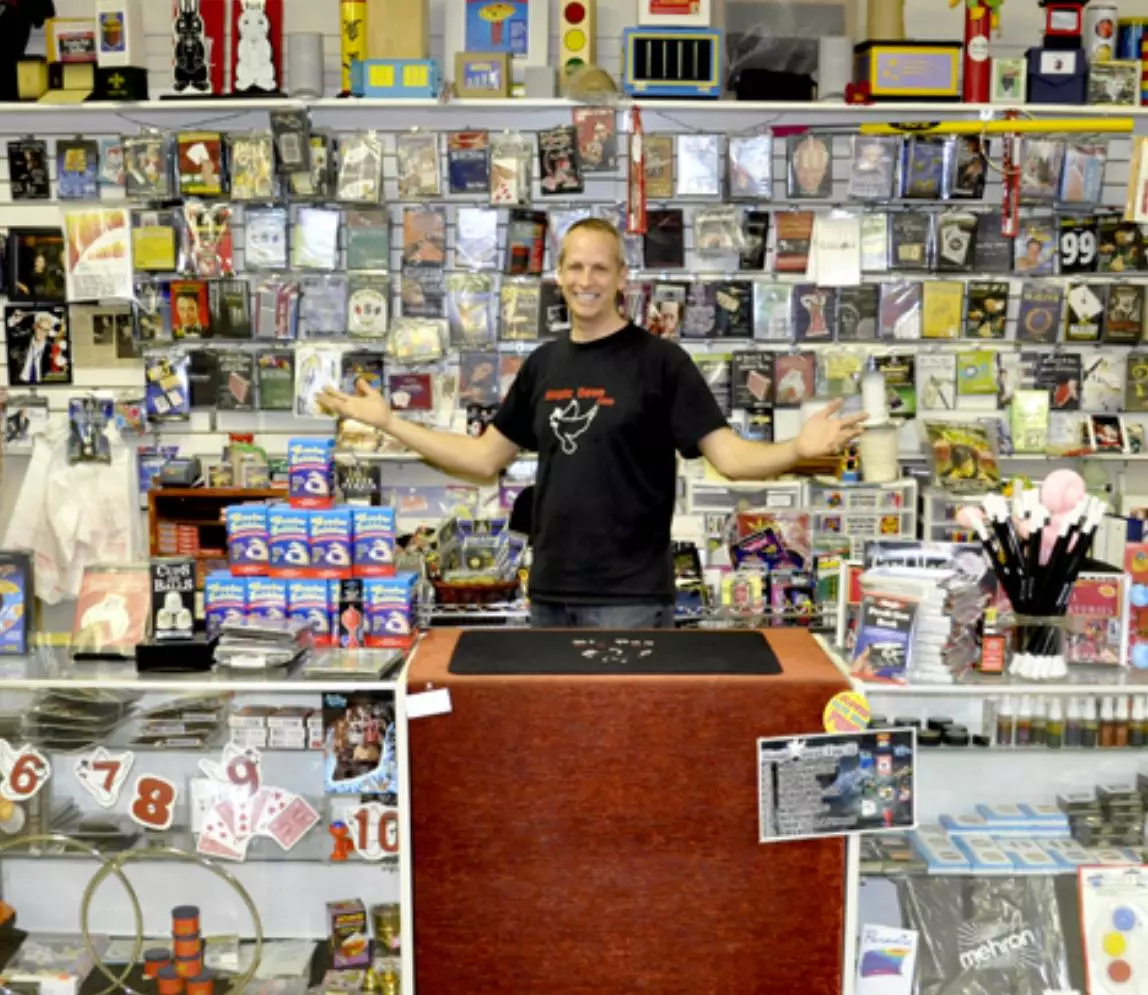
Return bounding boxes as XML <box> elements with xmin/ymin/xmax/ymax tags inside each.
<box><xmin>549</xmin><ymin>398</ymin><xmax>598</xmax><ymax>455</ymax></box>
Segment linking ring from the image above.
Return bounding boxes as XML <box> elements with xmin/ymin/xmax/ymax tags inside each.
<box><xmin>80</xmin><ymin>846</ymin><xmax>264</xmax><ymax>995</ymax></box>
<box><xmin>0</xmin><ymin>834</ymin><xmax>143</xmax><ymax>995</ymax></box>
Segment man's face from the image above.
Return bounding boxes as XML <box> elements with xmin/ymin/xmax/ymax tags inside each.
<box><xmin>558</xmin><ymin>229</ymin><xmax>625</xmax><ymax>326</ymax></box>
<box><xmin>33</xmin><ymin>321</ymin><xmax>50</xmax><ymax>342</ymax></box>
<box><xmin>177</xmin><ymin>296</ymin><xmax>199</xmax><ymax>326</ymax></box>
<box><xmin>1026</xmin><ymin>240</ymin><xmax>1041</xmax><ymax>263</ymax></box>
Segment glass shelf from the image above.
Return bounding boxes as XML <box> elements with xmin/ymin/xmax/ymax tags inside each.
<box><xmin>0</xmin><ymin>649</ymin><xmax>399</xmax><ymax>693</ymax></box>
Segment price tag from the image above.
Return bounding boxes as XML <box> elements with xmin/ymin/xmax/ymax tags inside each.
<box><xmin>74</xmin><ymin>747</ymin><xmax>134</xmax><ymax>808</ymax></box>
<box><xmin>0</xmin><ymin>739</ymin><xmax>51</xmax><ymax>801</ymax></box>
<box><xmin>345</xmin><ymin>801</ymin><xmax>400</xmax><ymax>862</ymax></box>
<box><xmin>128</xmin><ymin>774</ymin><xmax>179</xmax><ymax>831</ymax></box>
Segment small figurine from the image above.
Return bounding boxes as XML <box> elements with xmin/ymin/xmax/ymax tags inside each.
<box><xmin>173</xmin><ymin>0</ymin><xmax>210</xmax><ymax>93</ymax></box>
<box><xmin>233</xmin><ymin>0</ymin><xmax>276</xmax><ymax>93</ymax></box>
<box><xmin>329</xmin><ymin>820</ymin><xmax>355</xmax><ymax>861</ymax></box>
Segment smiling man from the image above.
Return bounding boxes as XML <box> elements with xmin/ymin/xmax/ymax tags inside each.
<box><xmin>319</xmin><ymin>218</ymin><xmax>865</xmax><ymax>628</ymax></box>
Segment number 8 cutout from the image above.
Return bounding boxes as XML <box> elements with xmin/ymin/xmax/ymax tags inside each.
<box><xmin>129</xmin><ymin>774</ymin><xmax>179</xmax><ymax>831</ymax></box>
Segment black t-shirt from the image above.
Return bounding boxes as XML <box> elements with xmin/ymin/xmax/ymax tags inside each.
<box><xmin>493</xmin><ymin>323</ymin><xmax>727</xmax><ymax>604</ymax></box>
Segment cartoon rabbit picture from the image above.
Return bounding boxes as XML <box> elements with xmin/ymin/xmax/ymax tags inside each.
<box><xmin>173</xmin><ymin>0</ymin><xmax>210</xmax><ymax>92</ymax></box>
<box><xmin>234</xmin><ymin>0</ymin><xmax>276</xmax><ymax>93</ymax></box>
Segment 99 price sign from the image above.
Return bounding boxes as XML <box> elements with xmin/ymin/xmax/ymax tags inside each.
<box><xmin>1059</xmin><ymin>218</ymin><xmax>1098</xmax><ymax>274</ymax></box>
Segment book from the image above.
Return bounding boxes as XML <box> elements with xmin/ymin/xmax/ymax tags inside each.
<box><xmin>71</xmin><ymin>564</ymin><xmax>151</xmax><ymax>658</ymax></box>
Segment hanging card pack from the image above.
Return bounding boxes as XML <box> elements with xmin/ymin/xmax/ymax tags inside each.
<box><xmin>229</xmin><ymin>131</ymin><xmax>276</xmax><ymax>201</ymax></box>
<box><xmin>295</xmin><ymin>343</ymin><xmax>342</xmax><ymax>416</ymax></box>
<box><xmin>293</xmin><ymin>206</ymin><xmax>341</xmax><ymax>270</ymax></box>
<box><xmin>447</xmin><ymin>131</ymin><xmax>491</xmax><ymax>193</ymax></box>
<box><xmin>299</xmin><ymin>274</ymin><xmax>349</xmax><ymax>337</ymax></box>
<box><xmin>347</xmin><ymin>274</ymin><xmax>390</xmax><ymax>339</ymax></box>
<box><xmin>144</xmin><ymin>348</ymin><xmax>191</xmax><ymax>420</ymax></box>
<box><xmin>243</xmin><ymin>206</ymin><xmax>289</xmax><ymax>270</ymax></box>
<box><xmin>456</xmin><ymin>207</ymin><xmax>499</xmax><ymax>270</ymax></box>
<box><xmin>447</xmin><ymin>272</ymin><xmax>497</xmax><ymax>348</ymax></box>
<box><xmin>490</xmin><ymin>133</ymin><xmax>532</xmax><ymax>206</ymax></box>
<box><xmin>345</xmin><ymin>208</ymin><xmax>390</xmax><ymax>271</ymax></box>
<box><xmin>396</xmin><ymin>132</ymin><xmax>441</xmax><ymax>199</ymax></box>
<box><xmin>336</xmin><ymin>132</ymin><xmax>384</xmax><ymax>203</ymax></box>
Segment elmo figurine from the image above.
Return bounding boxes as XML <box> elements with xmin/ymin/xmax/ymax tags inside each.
<box><xmin>0</xmin><ymin>0</ymin><xmax>56</xmax><ymax>102</ymax></box>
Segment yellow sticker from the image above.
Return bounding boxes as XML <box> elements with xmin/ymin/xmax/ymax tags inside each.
<box><xmin>823</xmin><ymin>690</ymin><xmax>871</xmax><ymax>733</ymax></box>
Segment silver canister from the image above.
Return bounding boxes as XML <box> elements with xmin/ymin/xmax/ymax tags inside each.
<box><xmin>287</xmin><ymin>33</ymin><xmax>325</xmax><ymax>99</ymax></box>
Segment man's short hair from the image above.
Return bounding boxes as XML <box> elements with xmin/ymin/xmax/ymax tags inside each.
<box><xmin>558</xmin><ymin>217</ymin><xmax>625</xmax><ymax>269</ymax></box>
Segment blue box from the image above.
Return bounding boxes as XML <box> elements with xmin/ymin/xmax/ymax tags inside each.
<box><xmin>310</xmin><ymin>507</ymin><xmax>353</xmax><ymax>580</ymax></box>
<box><xmin>364</xmin><ymin>572</ymin><xmax>418</xmax><ymax>648</ymax></box>
<box><xmin>204</xmin><ymin>571</ymin><xmax>246</xmax><ymax>637</ymax></box>
<box><xmin>226</xmin><ymin>505</ymin><xmax>269</xmax><ymax>576</ymax></box>
<box><xmin>288</xmin><ymin>437</ymin><xmax>335</xmax><ymax>510</ymax></box>
<box><xmin>268</xmin><ymin>505</ymin><xmax>311</xmax><ymax>578</ymax></box>
<box><xmin>247</xmin><ymin>578</ymin><xmax>288</xmax><ymax>620</ymax></box>
<box><xmin>350</xmin><ymin>58</ymin><xmax>440</xmax><ymax>98</ymax></box>
<box><xmin>352</xmin><ymin>506</ymin><xmax>396</xmax><ymax>577</ymax></box>
<box><xmin>1026</xmin><ymin>47</ymin><xmax>1086</xmax><ymax>104</ymax></box>
<box><xmin>288</xmin><ymin>578</ymin><xmax>334</xmax><ymax>646</ymax></box>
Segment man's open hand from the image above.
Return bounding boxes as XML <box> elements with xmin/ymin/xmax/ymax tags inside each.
<box><xmin>318</xmin><ymin>378</ymin><xmax>392</xmax><ymax>432</ymax></box>
<box><xmin>794</xmin><ymin>398</ymin><xmax>868</xmax><ymax>460</ymax></box>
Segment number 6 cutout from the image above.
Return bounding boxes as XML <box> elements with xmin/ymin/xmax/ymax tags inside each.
<box><xmin>0</xmin><ymin>743</ymin><xmax>52</xmax><ymax>802</ymax></box>
<box><xmin>128</xmin><ymin>774</ymin><xmax>179</xmax><ymax>831</ymax></box>
<box><xmin>74</xmin><ymin>748</ymin><xmax>135</xmax><ymax>809</ymax></box>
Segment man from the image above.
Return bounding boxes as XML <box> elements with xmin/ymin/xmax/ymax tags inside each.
<box><xmin>320</xmin><ymin>218</ymin><xmax>865</xmax><ymax>628</ymax></box>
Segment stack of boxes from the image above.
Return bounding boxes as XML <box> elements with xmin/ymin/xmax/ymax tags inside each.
<box><xmin>146</xmin><ymin>905</ymin><xmax>212</xmax><ymax>995</ymax></box>
<box><xmin>212</xmin><ymin>437</ymin><xmax>418</xmax><ymax>650</ymax></box>
<box><xmin>1061</xmin><ymin>782</ymin><xmax>1146</xmax><ymax>850</ymax></box>
<box><xmin>1027</xmin><ymin>0</ymin><xmax>1088</xmax><ymax>104</ymax></box>
<box><xmin>229</xmin><ymin>705</ymin><xmax>324</xmax><ymax>751</ymax></box>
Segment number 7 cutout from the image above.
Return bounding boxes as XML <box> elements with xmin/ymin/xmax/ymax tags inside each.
<box><xmin>74</xmin><ymin>748</ymin><xmax>135</xmax><ymax>809</ymax></box>
<box><xmin>128</xmin><ymin>774</ymin><xmax>179</xmax><ymax>831</ymax></box>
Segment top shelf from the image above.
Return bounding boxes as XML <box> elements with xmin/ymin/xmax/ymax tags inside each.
<box><xmin>0</xmin><ymin>97</ymin><xmax>1141</xmax><ymax>117</ymax></box>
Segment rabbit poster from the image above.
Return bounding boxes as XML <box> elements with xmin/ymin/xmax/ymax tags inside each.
<box><xmin>169</xmin><ymin>0</ymin><xmax>226</xmax><ymax>95</ymax></box>
<box><xmin>229</xmin><ymin>0</ymin><xmax>283</xmax><ymax>95</ymax></box>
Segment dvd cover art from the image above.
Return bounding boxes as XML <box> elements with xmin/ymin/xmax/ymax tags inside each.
<box><xmin>1014</xmin><ymin>218</ymin><xmax>1056</xmax><ymax>275</ymax></box>
<box><xmin>345</xmin><ymin>208</ymin><xmax>390</xmax><ymax>272</ymax></box>
<box><xmin>1016</xmin><ymin>283</ymin><xmax>1063</xmax><ymax>343</ymax></box>
<box><xmin>643</xmin><ymin>210</ymin><xmax>686</xmax><ymax>269</ymax></box>
<box><xmin>538</xmin><ymin>126</ymin><xmax>583</xmax><ymax>195</ymax></box>
<box><xmin>402</xmin><ymin>208</ymin><xmax>447</xmax><ymax>268</ymax></box>
<box><xmin>1082</xmin><ymin>354</ymin><xmax>1125</xmax><ymax>412</ymax></box>
<box><xmin>210</xmin><ymin>278</ymin><xmax>252</xmax><ymax>339</ymax></box>
<box><xmin>292</xmin><ymin>206</ymin><xmax>341</xmax><ymax>270</ymax></box>
<box><xmin>646</xmin><ymin>281</ymin><xmax>688</xmax><ymax>339</ymax></box>
<box><xmin>257</xmin><ymin>350</ymin><xmax>295</xmax><ymax>410</ymax></box>
<box><xmin>774</xmin><ymin>353</ymin><xmax>816</xmax><ymax>407</ymax></box>
<box><xmin>177</xmin><ymin>131</ymin><xmax>224</xmax><ymax>197</ymax></box>
<box><xmin>396</xmin><ymin>132</ymin><xmax>441</xmax><ymax>200</ymax></box>
<box><xmin>714</xmin><ymin>280</ymin><xmax>753</xmax><ymax>338</ymax></box>
<box><xmin>934</xmin><ymin>210</ymin><xmax>977</xmax><ymax>272</ymax></box>
<box><xmin>947</xmin><ymin>136</ymin><xmax>986</xmax><ymax>199</ymax></box>
<box><xmin>753</xmin><ymin>283</ymin><xmax>791</xmax><ymax>341</ymax></box>
<box><xmin>728</xmin><ymin>134</ymin><xmax>772</xmax><ymax>200</ymax></box>
<box><xmin>878</xmin><ymin>282</ymin><xmax>922</xmax><ymax>340</ymax></box>
<box><xmin>874</xmin><ymin>355</ymin><xmax>916</xmax><ymax>416</ymax></box>
<box><xmin>244</xmin><ymin>206</ymin><xmax>289</xmax><ymax>270</ymax></box>
<box><xmin>322</xmin><ymin>692</ymin><xmax>398</xmax><ymax>797</ymax></box>
<box><xmin>71</xmin><ymin>565</ymin><xmax>151</xmax><ymax>657</ymax></box>
<box><xmin>921</xmin><ymin>281</ymin><xmax>963</xmax><ymax>339</ymax></box>
<box><xmin>538</xmin><ymin>279</ymin><xmax>570</xmax><ymax>338</ymax></box>
<box><xmin>792</xmin><ymin>284</ymin><xmax>835</xmax><ymax>342</ymax></box>
<box><xmin>1019</xmin><ymin>138</ymin><xmax>1065</xmax><ymax>203</ymax></box>
<box><xmin>99</xmin><ymin>138</ymin><xmax>124</xmax><ymax>188</ymax></box>
<box><xmin>731</xmin><ymin>351</ymin><xmax>773</xmax><ymax>410</ymax></box>
<box><xmin>788</xmin><ymin>133</ymin><xmax>833</xmax><ymax>198</ymax></box>
<box><xmin>8</xmin><ymin>140</ymin><xmax>50</xmax><ymax>200</ymax></box>
<box><xmin>973</xmin><ymin>211</ymin><xmax>1014</xmax><ymax>273</ymax></box>
<box><xmin>337</xmin><ymin>133</ymin><xmax>385</xmax><ymax>204</ymax></box>
<box><xmin>4</xmin><ymin>304</ymin><xmax>71</xmax><ymax>386</ymax></box>
<box><xmin>1065</xmin><ymin>282</ymin><xmax>1107</xmax><ymax>342</ymax></box>
<box><xmin>739</xmin><ymin>211</ymin><xmax>770</xmax><ymax>271</ymax></box>
<box><xmin>9</xmin><ymin>229</ymin><xmax>65</xmax><ymax>302</ymax></box>
<box><xmin>917</xmin><ymin>353</ymin><xmax>956</xmax><ymax>410</ymax></box>
<box><xmin>964</xmin><ymin>281</ymin><xmax>1009</xmax><ymax>339</ymax></box>
<box><xmin>459</xmin><ymin>350</ymin><xmax>499</xmax><ymax>407</ymax></box>
<box><xmin>1103</xmin><ymin>283</ymin><xmax>1145</xmax><ymax>344</ymax></box>
<box><xmin>1059</xmin><ymin>142</ymin><xmax>1106</xmax><ymax>205</ymax></box>
<box><xmin>499</xmin><ymin>280</ymin><xmax>541</xmax><ymax>340</ymax></box>
<box><xmin>901</xmin><ymin>137</ymin><xmax>945</xmax><ymax>199</ymax></box>
<box><xmin>339</xmin><ymin>351</ymin><xmax>385</xmax><ymax>396</ymax></box>
<box><xmin>216</xmin><ymin>350</ymin><xmax>256</xmax><ymax>410</ymax></box>
<box><xmin>505</xmin><ymin>209</ymin><xmax>547</xmax><ymax>276</ymax></box>
<box><xmin>399</xmin><ymin>270</ymin><xmax>445</xmax><ymax>320</ymax></box>
<box><xmin>447</xmin><ymin>130</ymin><xmax>491</xmax><ymax>193</ymax></box>
<box><xmin>889</xmin><ymin>212</ymin><xmax>932</xmax><ymax>271</ymax></box>
<box><xmin>1097</xmin><ymin>218</ymin><xmax>1142</xmax><ymax>273</ymax></box>
<box><xmin>572</xmin><ymin>108</ymin><xmax>617</xmax><ymax>173</ymax></box>
<box><xmin>229</xmin><ymin>131</ymin><xmax>276</xmax><ymax>201</ymax></box>
<box><xmin>676</xmin><ymin>134</ymin><xmax>721</xmax><ymax>197</ymax></box>
<box><xmin>848</xmin><ymin>136</ymin><xmax>896</xmax><ymax>201</ymax></box>
<box><xmin>455</xmin><ymin>207</ymin><xmax>499</xmax><ymax>270</ymax></box>
<box><xmin>1126</xmin><ymin>352</ymin><xmax>1148</xmax><ymax>412</ymax></box>
<box><xmin>643</xmin><ymin>135</ymin><xmax>674</xmax><ymax>199</ymax></box>
<box><xmin>1058</xmin><ymin>216</ymin><xmax>1099</xmax><ymax>274</ymax></box>
<box><xmin>774</xmin><ymin>212</ymin><xmax>814</xmax><ymax>273</ymax></box>
<box><xmin>837</xmin><ymin>286</ymin><xmax>878</xmax><ymax>341</ymax></box>
<box><xmin>123</xmin><ymin>135</ymin><xmax>172</xmax><ymax>200</ymax></box>
<box><xmin>171</xmin><ymin>280</ymin><xmax>211</xmax><ymax>338</ymax></box>
<box><xmin>1034</xmin><ymin>352</ymin><xmax>1082</xmax><ymax>410</ymax></box>
<box><xmin>682</xmin><ymin>282</ymin><xmax>718</xmax><ymax>340</ymax></box>
<box><xmin>447</xmin><ymin>272</ymin><xmax>496</xmax><ymax>348</ymax></box>
<box><xmin>347</xmin><ymin>274</ymin><xmax>390</xmax><ymax>339</ymax></box>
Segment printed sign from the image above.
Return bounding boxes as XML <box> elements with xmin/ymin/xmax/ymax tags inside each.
<box><xmin>757</xmin><ymin>728</ymin><xmax>916</xmax><ymax>843</ymax></box>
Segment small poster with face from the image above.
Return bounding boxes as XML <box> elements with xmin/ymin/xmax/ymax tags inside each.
<box><xmin>787</xmin><ymin>133</ymin><xmax>833</xmax><ymax>199</ymax></box>
<box><xmin>171</xmin><ymin>280</ymin><xmax>211</xmax><ymax>339</ymax></box>
<box><xmin>4</xmin><ymin>304</ymin><xmax>72</xmax><ymax>386</ymax></box>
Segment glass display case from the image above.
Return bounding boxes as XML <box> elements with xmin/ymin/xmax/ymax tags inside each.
<box><xmin>0</xmin><ymin>650</ymin><xmax>407</xmax><ymax>995</ymax></box>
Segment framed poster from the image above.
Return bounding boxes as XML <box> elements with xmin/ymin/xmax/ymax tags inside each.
<box><xmin>444</xmin><ymin>0</ymin><xmax>548</xmax><ymax>86</ymax></box>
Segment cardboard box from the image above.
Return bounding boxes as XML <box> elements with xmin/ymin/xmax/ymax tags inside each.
<box><xmin>327</xmin><ymin>900</ymin><xmax>370</xmax><ymax>968</ymax></box>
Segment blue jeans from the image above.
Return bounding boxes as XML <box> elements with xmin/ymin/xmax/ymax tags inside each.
<box><xmin>530</xmin><ymin>601</ymin><xmax>676</xmax><ymax>629</ymax></box>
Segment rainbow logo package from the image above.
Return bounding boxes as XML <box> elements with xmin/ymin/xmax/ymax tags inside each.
<box><xmin>268</xmin><ymin>505</ymin><xmax>311</xmax><ymax>578</ymax></box>
<box><xmin>246</xmin><ymin>577</ymin><xmax>288</xmax><ymax>620</ymax></box>
<box><xmin>310</xmin><ymin>507</ymin><xmax>353</xmax><ymax>579</ymax></box>
<box><xmin>288</xmin><ymin>578</ymin><xmax>335</xmax><ymax>647</ymax></box>
<box><xmin>204</xmin><ymin>571</ymin><xmax>247</xmax><ymax>636</ymax></box>
<box><xmin>352</xmin><ymin>506</ymin><xmax>396</xmax><ymax>577</ymax></box>
<box><xmin>364</xmin><ymin>572</ymin><xmax>419</xmax><ymax>649</ymax></box>
<box><xmin>288</xmin><ymin>437</ymin><xmax>335</xmax><ymax>509</ymax></box>
<box><xmin>226</xmin><ymin>505</ymin><xmax>269</xmax><ymax>576</ymax></box>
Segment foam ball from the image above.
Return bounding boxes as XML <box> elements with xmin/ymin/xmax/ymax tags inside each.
<box><xmin>1132</xmin><ymin>643</ymin><xmax>1148</xmax><ymax>670</ymax></box>
<box><xmin>1040</xmin><ymin>470</ymin><xmax>1086</xmax><ymax>515</ymax></box>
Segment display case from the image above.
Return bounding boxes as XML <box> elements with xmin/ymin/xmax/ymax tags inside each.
<box><xmin>0</xmin><ymin>651</ymin><xmax>408</xmax><ymax>995</ymax></box>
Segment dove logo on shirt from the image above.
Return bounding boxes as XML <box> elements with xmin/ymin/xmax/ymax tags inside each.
<box><xmin>544</xmin><ymin>386</ymin><xmax>614</xmax><ymax>455</ymax></box>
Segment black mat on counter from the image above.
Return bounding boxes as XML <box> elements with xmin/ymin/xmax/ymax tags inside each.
<box><xmin>447</xmin><ymin>629</ymin><xmax>783</xmax><ymax>676</ymax></box>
